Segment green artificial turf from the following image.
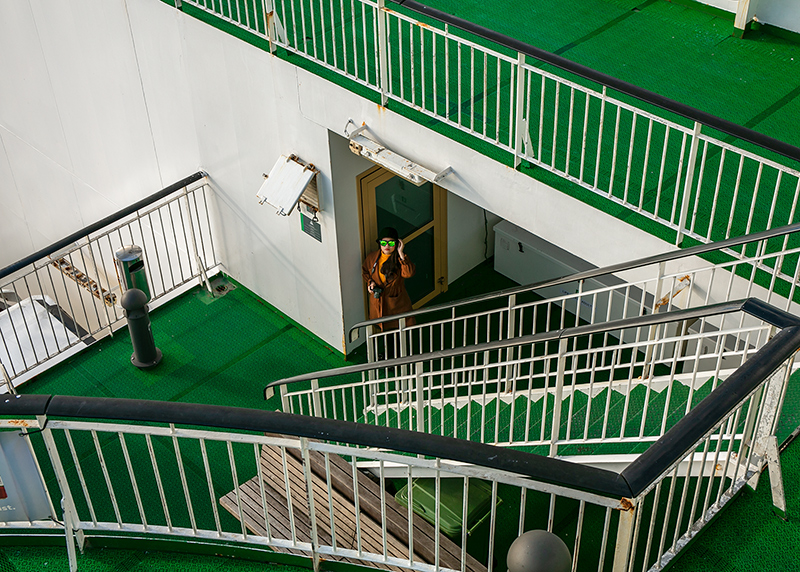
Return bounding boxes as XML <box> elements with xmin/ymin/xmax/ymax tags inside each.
<box><xmin>2</xmin><ymin>545</ymin><xmax>310</xmax><ymax>572</ymax></box>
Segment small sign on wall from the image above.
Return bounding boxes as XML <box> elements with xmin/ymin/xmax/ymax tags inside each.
<box><xmin>301</xmin><ymin>213</ymin><xmax>322</xmax><ymax>242</ymax></box>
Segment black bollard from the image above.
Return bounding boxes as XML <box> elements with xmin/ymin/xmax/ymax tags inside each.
<box><xmin>121</xmin><ymin>288</ymin><xmax>162</xmax><ymax>369</ymax></box>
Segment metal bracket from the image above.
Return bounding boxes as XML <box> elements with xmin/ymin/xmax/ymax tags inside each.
<box><xmin>765</xmin><ymin>436</ymin><xmax>787</xmax><ymax>518</ymax></box>
<box><xmin>347</xmin><ymin>123</ymin><xmax>453</xmax><ymax>186</ymax></box>
<box><xmin>434</xmin><ymin>166</ymin><xmax>453</xmax><ymax>183</ymax></box>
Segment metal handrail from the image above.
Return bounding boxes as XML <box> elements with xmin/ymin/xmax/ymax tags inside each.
<box><xmin>284</xmin><ymin>298</ymin><xmax>795</xmax><ymax>388</ymax></box>
<box><xmin>3</xmin><ymin>393</ymin><xmax>629</xmax><ymax>499</ymax></box>
<box><xmin>349</xmin><ymin>221</ymin><xmax>800</xmax><ymax>340</ymax></box>
<box><xmin>395</xmin><ymin>0</ymin><xmax>800</xmax><ymax>165</ymax></box>
<box><xmin>0</xmin><ymin>171</ymin><xmax>207</xmax><ymax>281</ymax></box>
<box><xmin>6</xmin><ymin>300</ymin><xmax>799</xmax><ymax>502</ymax></box>
<box><xmin>621</xmin><ymin>323</ymin><xmax>800</xmax><ymax>493</ymax></box>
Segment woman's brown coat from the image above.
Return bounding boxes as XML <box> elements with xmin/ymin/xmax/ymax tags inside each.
<box><xmin>362</xmin><ymin>250</ymin><xmax>416</xmax><ymax>330</ymax></box>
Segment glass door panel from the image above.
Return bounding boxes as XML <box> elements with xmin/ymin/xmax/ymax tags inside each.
<box><xmin>375</xmin><ymin>178</ymin><xmax>434</xmax><ymax>238</ymax></box>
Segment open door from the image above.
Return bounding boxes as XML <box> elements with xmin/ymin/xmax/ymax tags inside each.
<box><xmin>357</xmin><ymin>166</ymin><xmax>447</xmax><ymax>310</ymax></box>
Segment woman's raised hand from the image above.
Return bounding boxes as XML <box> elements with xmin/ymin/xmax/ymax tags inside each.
<box><xmin>397</xmin><ymin>238</ymin><xmax>405</xmax><ymax>260</ymax></box>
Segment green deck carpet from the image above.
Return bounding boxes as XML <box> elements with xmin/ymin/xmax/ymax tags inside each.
<box><xmin>1</xmin><ymin>545</ymin><xmax>309</xmax><ymax>572</ymax></box>
<box><xmin>669</xmin><ymin>435</ymin><xmax>800</xmax><ymax>572</ymax></box>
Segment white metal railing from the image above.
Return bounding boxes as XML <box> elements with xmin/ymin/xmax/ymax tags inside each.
<box><xmin>278</xmin><ymin>303</ymin><xmax>776</xmax><ymax>459</ymax></box>
<box><xmin>5</xmin><ymin>406</ymin><xmax>631</xmax><ymax>572</ymax></box>
<box><xmin>4</xmin><ymin>312</ymin><xmax>795</xmax><ymax>572</ymax></box>
<box><xmin>354</xmin><ymin>223</ymin><xmax>800</xmax><ymax>366</ymax></box>
<box><xmin>621</xmin><ymin>346</ymin><xmax>796</xmax><ymax>571</ymax></box>
<box><xmin>0</xmin><ymin>174</ymin><xmax>219</xmax><ymax>389</ymax></box>
<box><xmin>182</xmin><ymin>0</ymin><xmax>800</xmax><ymax>249</ymax></box>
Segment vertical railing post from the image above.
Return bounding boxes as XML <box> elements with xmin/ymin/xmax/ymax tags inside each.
<box><xmin>311</xmin><ymin>378</ymin><xmax>322</xmax><ymax>417</ymax></box>
<box><xmin>264</xmin><ymin>0</ymin><xmax>277</xmax><ymax>54</ymax></box>
<box><xmin>37</xmin><ymin>415</ymin><xmax>82</xmax><ymax>572</ymax></box>
<box><xmin>365</xmin><ymin>325</ymin><xmax>378</xmax><ymax>413</ymax></box>
<box><xmin>182</xmin><ymin>186</ymin><xmax>213</xmax><ymax>294</ymax></box>
<box><xmin>676</xmin><ymin>122</ymin><xmax>702</xmax><ymax>246</ymax></box>
<box><xmin>415</xmin><ymin>361</ymin><xmax>425</xmax><ymax>433</ymax></box>
<box><xmin>612</xmin><ymin>500</ymin><xmax>637</xmax><ymax>572</ymax></box>
<box><xmin>746</xmin><ymin>352</ymin><xmax>794</xmax><ymax>493</ymax></box>
<box><xmin>643</xmin><ymin>262</ymin><xmax>667</xmax><ymax>378</ymax></box>
<box><xmin>0</xmin><ymin>361</ymin><xmax>15</xmax><ymax>395</ymax></box>
<box><xmin>399</xmin><ymin>317</ymin><xmax>409</xmax><ymax>397</ymax></box>
<box><xmin>399</xmin><ymin>317</ymin><xmax>409</xmax><ymax>359</ymax></box>
<box><xmin>300</xmin><ymin>437</ymin><xmax>321</xmax><ymax>572</ymax></box>
<box><xmin>549</xmin><ymin>338</ymin><xmax>568</xmax><ymax>457</ymax></box>
<box><xmin>513</xmin><ymin>53</ymin><xmax>526</xmax><ymax>168</ymax></box>
<box><xmin>377</xmin><ymin>0</ymin><xmax>389</xmax><ymax>106</ymax></box>
<box><xmin>366</xmin><ymin>325</ymin><xmax>376</xmax><ymax>363</ymax></box>
<box><xmin>280</xmin><ymin>383</ymin><xmax>290</xmax><ymax>412</ymax></box>
<box><xmin>504</xmin><ymin>294</ymin><xmax>517</xmax><ymax>393</ymax></box>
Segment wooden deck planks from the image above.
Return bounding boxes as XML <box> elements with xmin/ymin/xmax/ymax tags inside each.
<box><xmin>219</xmin><ymin>441</ymin><xmax>487</xmax><ymax>572</ymax></box>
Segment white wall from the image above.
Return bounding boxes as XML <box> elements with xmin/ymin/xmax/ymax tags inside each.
<box><xmin>752</xmin><ymin>0</ymin><xmax>800</xmax><ymax>34</ymax></box>
<box><xmin>447</xmin><ymin>195</ymin><xmax>501</xmax><ymax>282</ymax></box>
<box><xmin>702</xmin><ymin>0</ymin><xmax>800</xmax><ymax>34</ymax></box>
<box><xmin>6</xmin><ymin>0</ymin><xmax>786</xmax><ymax>357</ymax></box>
<box><xmin>328</xmin><ymin>133</ymin><xmax>375</xmax><ymax>354</ymax></box>
<box><xmin>0</xmin><ymin>0</ymin><xmax>348</xmax><ymax>350</ymax></box>
<box><xmin>699</xmin><ymin>0</ymin><xmax>738</xmax><ymax>15</ymax></box>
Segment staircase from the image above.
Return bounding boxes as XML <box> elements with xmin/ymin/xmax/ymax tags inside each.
<box><xmin>269</xmin><ymin>295</ymin><xmax>798</xmax><ymax>571</ymax></box>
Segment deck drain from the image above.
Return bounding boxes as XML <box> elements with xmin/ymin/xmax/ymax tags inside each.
<box><xmin>199</xmin><ymin>277</ymin><xmax>236</xmax><ymax>304</ymax></box>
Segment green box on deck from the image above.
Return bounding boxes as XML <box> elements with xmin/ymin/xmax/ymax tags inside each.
<box><xmin>395</xmin><ymin>478</ymin><xmax>501</xmax><ymax>538</ymax></box>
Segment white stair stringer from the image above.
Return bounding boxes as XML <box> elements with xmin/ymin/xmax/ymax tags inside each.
<box><xmin>358</xmin><ymin>449</ymin><xmax>742</xmax><ymax>479</ymax></box>
<box><xmin>365</xmin><ymin>368</ymin><xmax>739</xmax><ymax>420</ymax></box>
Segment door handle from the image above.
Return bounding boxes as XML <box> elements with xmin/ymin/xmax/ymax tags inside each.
<box><xmin>437</xmin><ymin>277</ymin><xmax>445</xmax><ymax>285</ymax></box>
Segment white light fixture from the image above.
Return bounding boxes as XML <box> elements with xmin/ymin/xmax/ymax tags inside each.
<box><xmin>257</xmin><ymin>154</ymin><xmax>320</xmax><ymax>216</ymax></box>
<box><xmin>346</xmin><ymin>122</ymin><xmax>452</xmax><ymax>187</ymax></box>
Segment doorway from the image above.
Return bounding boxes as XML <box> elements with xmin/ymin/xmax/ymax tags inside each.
<box><xmin>357</xmin><ymin>166</ymin><xmax>447</xmax><ymax>310</ymax></box>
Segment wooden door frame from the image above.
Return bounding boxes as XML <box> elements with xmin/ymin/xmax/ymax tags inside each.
<box><xmin>356</xmin><ymin>165</ymin><xmax>448</xmax><ymax>313</ymax></box>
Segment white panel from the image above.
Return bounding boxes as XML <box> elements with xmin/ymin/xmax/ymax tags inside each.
<box><xmin>257</xmin><ymin>155</ymin><xmax>317</xmax><ymax>215</ymax></box>
<box><xmin>447</xmin><ymin>193</ymin><xmax>501</xmax><ymax>282</ymax></box>
<box><xmin>178</xmin><ymin>25</ymin><xmax>347</xmax><ymax>347</ymax></box>
<box><xmin>180</xmin><ymin>17</ymin><xmax>245</xmax><ymax>191</ymax></box>
<box><xmin>693</xmin><ymin>0</ymin><xmax>737</xmax><ymax>13</ymax></box>
<box><xmin>0</xmin><ymin>0</ymin><xmax>71</xmax><ymax>169</ymax></box>
<box><xmin>1</xmin><ymin>131</ymin><xmax>83</xmax><ymax>250</ymax></box>
<box><xmin>126</xmin><ymin>0</ymin><xmax>202</xmax><ymax>184</ymax></box>
<box><xmin>0</xmin><ymin>133</ymin><xmax>24</xmax><ymax>221</ymax></box>
<box><xmin>28</xmin><ymin>0</ymin><xmax>161</xmax><ymax>201</ymax></box>
<box><xmin>71</xmin><ymin>178</ymin><xmax>119</xmax><ymax>233</ymax></box>
<box><xmin>757</xmin><ymin>0</ymin><xmax>800</xmax><ymax>33</ymax></box>
<box><xmin>0</xmin><ymin>211</ymin><xmax>35</xmax><ymax>270</ymax></box>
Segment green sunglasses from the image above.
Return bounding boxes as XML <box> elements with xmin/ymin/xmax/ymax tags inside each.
<box><xmin>379</xmin><ymin>240</ymin><xmax>396</xmax><ymax>247</ymax></box>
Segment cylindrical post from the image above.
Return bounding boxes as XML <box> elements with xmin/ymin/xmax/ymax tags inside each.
<box><xmin>121</xmin><ymin>288</ymin><xmax>162</xmax><ymax>369</ymax></box>
<box><xmin>115</xmin><ymin>245</ymin><xmax>151</xmax><ymax>301</ymax></box>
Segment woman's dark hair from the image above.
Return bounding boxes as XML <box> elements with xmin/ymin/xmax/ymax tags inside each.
<box><xmin>380</xmin><ymin>250</ymin><xmax>401</xmax><ymax>282</ymax></box>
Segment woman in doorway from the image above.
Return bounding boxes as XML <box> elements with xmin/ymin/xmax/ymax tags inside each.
<box><xmin>362</xmin><ymin>227</ymin><xmax>416</xmax><ymax>332</ymax></box>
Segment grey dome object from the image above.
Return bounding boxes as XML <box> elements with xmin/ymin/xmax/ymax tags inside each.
<box><xmin>507</xmin><ymin>530</ymin><xmax>571</xmax><ymax>572</ymax></box>
<box><xmin>121</xmin><ymin>288</ymin><xmax>149</xmax><ymax>311</ymax></box>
